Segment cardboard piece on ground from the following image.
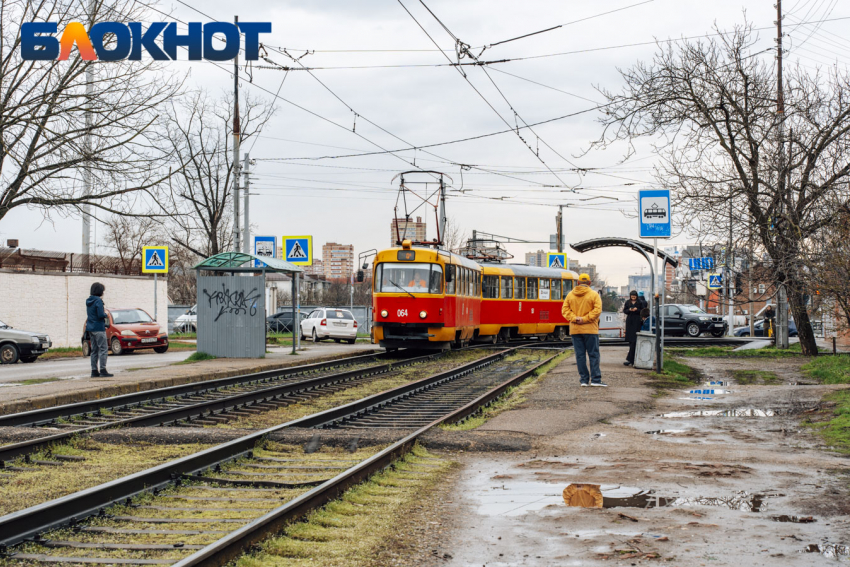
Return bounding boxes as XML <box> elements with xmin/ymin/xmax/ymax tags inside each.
<box><xmin>563</xmin><ymin>483</ymin><xmax>603</xmax><ymax>508</ymax></box>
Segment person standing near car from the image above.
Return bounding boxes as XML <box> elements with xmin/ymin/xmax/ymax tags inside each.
<box><xmin>562</xmin><ymin>273</ymin><xmax>606</xmax><ymax>387</ymax></box>
<box><xmin>622</xmin><ymin>290</ymin><xmax>643</xmax><ymax>366</ymax></box>
<box><xmin>86</xmin><ymin>283</ymin><xmax>113</xmax><ymax>378</ymax></box>
<box><xmin>764</xmin><ymin>305</ymin><xmax>775</xmax><ymax>338</ymax></box>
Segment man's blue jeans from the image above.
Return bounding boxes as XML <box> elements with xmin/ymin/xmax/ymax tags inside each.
<box><xmin>572</xmin><ymin>333</ymin><xmax>601</xmax><ymax>384</ymax></box>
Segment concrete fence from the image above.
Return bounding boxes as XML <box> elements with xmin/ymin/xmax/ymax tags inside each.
<box><xmin>0</xmin><ymin>270</ymin><xmax>168</xmax><ymax>348</ymax></box>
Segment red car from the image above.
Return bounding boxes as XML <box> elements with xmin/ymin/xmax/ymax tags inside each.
<box><xmin>82</xmin><ymin>307</ymin><xmax>169</xmax><ymax>356</ymax></box>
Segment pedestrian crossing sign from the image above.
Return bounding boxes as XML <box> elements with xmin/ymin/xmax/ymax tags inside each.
<box><xmin>707</xmin><ymin>273</ymin><xmax>722</xmax><ymax>290</ymax></box>
<box><xmin>547</xmin><ymin>253</ymin><xmax>567</xmax><ymax>269</ymax></box>
<box><xmin>142</xmin><ymin>246</ymin><xmax>168</xmax><ymax>274</ymax></box>
<box><xmin>283</xmin><ymin>235</ymin><xmax>312</xmax><ymax>266</ymax></box>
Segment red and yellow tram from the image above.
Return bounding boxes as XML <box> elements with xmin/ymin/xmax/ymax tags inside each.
<box><xmin>371</xmin><ymin>241</ymin><xmax>578</xmax><ymax>350</ymax></box>
<box><xmin>371</xmin><ymin>241</ymin><xmax>482</xmax><ymax>350</ymax></box>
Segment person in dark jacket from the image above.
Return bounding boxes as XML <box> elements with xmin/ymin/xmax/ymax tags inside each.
<box><xmin>623</xmin><ymin>290</ymin><xmax>644</xmax><ymax>366</ymax></box>
<box><xmin>86</xmin><ymin>282</ymin><xmax>113</xmax><ymax>378</ymax></box>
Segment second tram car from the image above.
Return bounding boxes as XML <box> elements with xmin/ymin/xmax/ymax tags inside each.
<box><xmin>372</xmin><ymin>241</ymin><xmax>482</xmax><ymax>350</ymax></box>
<box><xmin>478</xmin><ymin>263</ymin><xmax>577</xmax><ymax>343</ymax></box>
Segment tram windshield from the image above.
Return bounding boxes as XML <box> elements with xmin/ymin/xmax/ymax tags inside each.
<box><xmin>375</xmin><ymin>263</ymin><xmax>443</xmax><ymax>294</ymax></box>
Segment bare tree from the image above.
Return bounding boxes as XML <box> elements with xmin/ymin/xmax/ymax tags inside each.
<box><xmin>102</xmin><ymin>214</ymin><xmax>161</xmax><ymax>273</ymax></box>
<box><xmin>0</xmin><ymin>0</ymin><xmax>183</xmax><ymax>223</ymax></box>
<box><xmin>593</xmin><ymin>23</ymin><xmax>850</xmax><ymax>355</ymax></box>
<box><xmin>443</xmin><ymin>215</ymin><xmax>468</xmax><ymax>253</ymax></box>
<box><xmin>161</xmin><ymin>90</ymin><xmax>274</xmax><ymax>258</ymax></box>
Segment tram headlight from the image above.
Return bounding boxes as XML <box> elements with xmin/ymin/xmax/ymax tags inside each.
<box><xmin>419</xmin><ymin>311</ymin><xmax>427</xmax><ymax>319</ymax></box>
<box><xmin>381</xmin><ymin>310</ymin><xmax>389</xmax><ymax>318</ymax></box>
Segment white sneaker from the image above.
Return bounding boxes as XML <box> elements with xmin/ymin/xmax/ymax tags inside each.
<box><xmin>591</xmin><ymin>382</ymin><xmax>608</xmax><ymax>387</ymax></box>
<box><xmin>580</xmin><ymin>383</ymin><xmax>590</xmax><ymax>387</ymax></box>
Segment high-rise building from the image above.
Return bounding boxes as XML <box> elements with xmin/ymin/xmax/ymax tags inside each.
<box><xmin>568</xmin><ymin>260</ymin><xmax>598</xmax><ymax>282</ymax></box>
<box><xmin>304</xmin><ymin>259</ymin><xmax>324</xmax><ymax>278</ymax></box>
<box><xmin>390</xmin><ymin>216</ymin><xmax>426</xmax><ymax>246</ymax></box>
<box><xmin>322</xmin><ymin>243</ymin><xmax>354</xmax><ymax>282</ymax></box>
<box><xmin>524</xmin><ymin>250</ymin><xmax>547</xmax><ymax>267</ymax></box>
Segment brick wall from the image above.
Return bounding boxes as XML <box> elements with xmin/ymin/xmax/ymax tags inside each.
<box><xmin>0</xmin><ymin>270</ymin><xmax>168</xmax><ymax>347</ymax></box>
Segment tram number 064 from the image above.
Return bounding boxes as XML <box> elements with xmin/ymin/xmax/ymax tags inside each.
<box><xmin>397</xmin><ymin>309</ymin><xmax>408</xmax><ymax>317</ymax></box>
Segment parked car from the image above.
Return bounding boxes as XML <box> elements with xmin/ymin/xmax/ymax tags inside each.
<box><xmin>82</xmin><ymin>308</ymin><xmax>168</xmax><ymax>356</ymax></box>
<box><xmin>734</xmin><ymin>319</ymin><xmax>798</xmax><ymax>337</ymax></box>
<box><xmin>173</xmin><ymin>305</ymin><xmax>197</xmax><ymax>333</ymax></box>
<box><xmin>658</xmin><ymin>304</ymin><xmax>728</xmax><ymax>337</ymax></box>
<box><xmin>0</xmin><ymin>319</ymin><xmax>51</xmax><ymax>364</ymax></box>
<box><xmin>300</xmin><ymin>308</ymin><xmax>358</xmax><ymax>343</ymax></box>
<box><xmin>266</xmin><ymin>311</ymin><xmax>305</xmax><ymax>333</ymax></box>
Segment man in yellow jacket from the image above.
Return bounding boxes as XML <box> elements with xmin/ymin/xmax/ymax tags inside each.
<box><xmin>561</xmin><ymin>273</ymin><xmax>606</xmax><ymax>387</ymax></box>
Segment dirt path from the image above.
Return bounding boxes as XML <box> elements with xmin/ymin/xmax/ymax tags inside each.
<box><xmin>417</xmin><ymin>347</ymin><xmax>850</xmax><ymax>565</ymax></box>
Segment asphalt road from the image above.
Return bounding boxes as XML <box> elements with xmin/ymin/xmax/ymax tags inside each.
<box><xmin>0</xmin><ymin>350</ymin><xmax>194</xmax><ymax>385</ymax></box>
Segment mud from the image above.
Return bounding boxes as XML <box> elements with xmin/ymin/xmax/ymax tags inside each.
<box><xmin>417</xmin><ymin>347</ymin><xmax>850</xmax><ymax>566</ymax></box>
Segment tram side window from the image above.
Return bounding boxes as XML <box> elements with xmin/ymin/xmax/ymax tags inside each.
<box><xmin>470</xmin><ymin>271</ymin><xmax>476</xmax><ymax>296</ymax></box>
<box><xmin>477</xmin><ymin>272</ymin><xmax>482</xmax><ymax>296</ymax></box>
<box><xmin>564</xmin><ymin>279</ymin><xmax>574</xmax><ymax>293</ymax></box>
<box><xmin>459</xmin><ymin>268</ymin><xmax>466</xmax><ymax>297</ymax></box>
<box><xmin>539</xmin><ymin>278</ymin><xmax>550</xmax><ymax>300</ymax></box>
<box><xmin>483</xmin><ymin>275</ymin><xmax>499</xmax><ymax>299</ymax></box>
<box><xmin>527</xmin><ymin>278</ymin><xmax>538</xmax><ymax>300</ymax></box>
<box><xmin>501</xmin><ymin>276</ymin><xmax>513</xmax><ymax>299</ymax></box>
<box><xmin>515</xmin><ymin>277</ymin><xmax>526</xmax><ymax>300</ymax></box>
<box><xmin>445</xmin><ymin>265</ymin><xmax>456</xmax><ymax>295</ymax></box>
<box><xmin>551</xmin><ymin>279</ymin><xmax>561</xmax><ymax>300</ymax></box>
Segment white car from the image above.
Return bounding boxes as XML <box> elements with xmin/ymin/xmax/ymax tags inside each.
<box><xmin>300</xmin><ymin>308</ymin><xmax>358</xmax><ymax>343</ymax></box>
<box><xmin>173</xmin><ymin>305</ymin><xmax>197</xmax><ymax>333</ymax></box>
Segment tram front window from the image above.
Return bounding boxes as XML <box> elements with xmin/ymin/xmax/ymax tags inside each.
<box><xmin>376</xmin><ymin>263</ymin><xmax>443</xmax><ymax>294</ymax></box>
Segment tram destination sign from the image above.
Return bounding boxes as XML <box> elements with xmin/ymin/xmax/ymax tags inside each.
<box><xmin>639</xmin><ymin>189</ymin><xmax>672</xmax><ymax>238</ymax></box>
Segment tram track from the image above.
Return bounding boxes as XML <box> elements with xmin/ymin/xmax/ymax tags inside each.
<box><xmin>0</xmin><ymin>347</ymin><xmax>558</xmax><ymax>567</ymax></box>
<box><xmin>0</xmin><ymin>352</ymin><xmax>441</xmax><ymax>465</ymax></box>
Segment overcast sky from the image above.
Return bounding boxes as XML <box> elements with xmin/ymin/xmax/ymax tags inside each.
<box><xmin>2</xmin><ymin>0</ymin><xmax>848</xmax><ymax>286</ymax></box>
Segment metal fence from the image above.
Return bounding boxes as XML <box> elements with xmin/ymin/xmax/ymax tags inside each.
<box><xmin>0</xmin><ymin>248</ymin><xmax>152</xmax><ymax>276</ymax></box>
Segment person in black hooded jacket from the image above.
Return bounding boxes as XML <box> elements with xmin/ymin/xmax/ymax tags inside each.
<box><xmin>86</xmin><ymin>282</ymin><xmax>113</xmax><ymax>378</ymax></box>
<box><xmin>622</xmin><ymin>290</ymin><xmax>645</xmax><ymax>366</ymax></box>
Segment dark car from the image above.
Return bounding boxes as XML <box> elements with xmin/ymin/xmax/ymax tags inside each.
<box><xmin>659</xmin><ymin>304</ymin><xmax>728</xmax><ymax>337</ymax></box>
<box><xmin>0</xmin><ymin>318</ymin><xmax>51</xmax><ymax>364</ymax></box>
<box><xmin>733</xmin><ymin>319</ymin><xmax>798</xmax><ymax>337</ymax></box>
<box><xmin>266</xmin><ymin>312</ymin><xmax>305</xmax><ymax>333</ymax></box>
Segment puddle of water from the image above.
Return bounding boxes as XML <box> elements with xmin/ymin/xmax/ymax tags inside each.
<box><xmin>563</xmin><ymin>485</ymin><xmax>781</xmax><ymax>512</ymax></box>
<box><xmin>662</xmin><ymin>409</ymin><xmax>779</xmax><ymax>418</ymax></box>
<box><xmin>688</xmin><ymin>389</ymin><xmax>732</xmax><ymax>394</ymax></box>
<box><xmin>773</xmin><ymin>515</ymin><xmax>816</xmax><ymax>523</ymax></box>
<box><xmin>706</xmin><ymin>381</ymin><xmax>727</xmax><ymax>386</ymax></box>
<box><xmin>644</xmin><ymin>430</ymin><xmax>686</xmax><ymax>435</ymax></box>
<box><xmin>0</xmin><ymin>383</ymin><xmax>23</xmax><ymax>388</ymax></box>
<box><xmin>681</xmin><ymin>396</ymin><xmax>715</xmax><ymax>401</ymax></box>
<box><xmin>805</xmin><ymin>543</ymin><xmax>850</xmax><ymax>558</ymax></box>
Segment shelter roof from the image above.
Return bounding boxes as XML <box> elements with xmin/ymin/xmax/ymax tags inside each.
<box><xmin>193</xmin><ymin>252</ymin><xmax>303</xmax><ymax>273</ymax></box>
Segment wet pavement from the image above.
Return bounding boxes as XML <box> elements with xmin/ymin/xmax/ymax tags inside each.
<box><xmin>427</xmin><ymin>348</ymin><xmax>850</xmax><ymax>566</ymax></box>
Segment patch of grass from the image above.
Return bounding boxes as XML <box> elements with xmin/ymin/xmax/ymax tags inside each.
<box><xmin>732</xmin><ymin>369</ymin><xmax>781</xmax><ymax>385</ymax></box>
<box><xmin>236</xmin><ymin>444</ymin><xmax>452</xmax><ymax>567</ymax></box>
<box><xmin>19</xmin><ymin>377</ymin><xmax>61</xmax><ymax>385</ymax></box>
<box><xmin>0</xmin><ymin>438</ymin><xmax>212</xmax><ymax>516</ymax></box>
<box><xmin>803</xmin><ymin>389</ymin><xmax>850</xmax><ymax>454</ymax></box>
<box><xmin>802</xmin><ymin>355</ymin><xmax>850</xmax><ymax>384</ymax></box>
<box><xmin>442</xmin><ymin>351</ymin><xmax>571</xmax><ymax>431</ymax></box>
<box><xmin>668</xmin><ymin>342</ymin><xmax>825</xmax><ymax>358</ymax></box>
<box><xmin>646</xmin><ymin>359</ymin><xmax>699</xmax><ymax>397</ymax></box>
<box><xmin>174</xmin><ymin>351</ymin><xmax>216</xmax><ymax>365</ymax></box>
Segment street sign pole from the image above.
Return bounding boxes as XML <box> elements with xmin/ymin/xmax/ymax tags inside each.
<box><xmin>154</xmin><ymin>273</ymin><xmax>158</xmax><ymax>323</ymax></box>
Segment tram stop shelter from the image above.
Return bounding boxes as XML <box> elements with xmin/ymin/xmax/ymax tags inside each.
<box><xmin>193</xmin><ymin>252</ymin><xmax>303</xmax><ymax>358</ymax></box>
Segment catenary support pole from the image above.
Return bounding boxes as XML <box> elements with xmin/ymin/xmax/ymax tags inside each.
<box><xmin>243</xmin><ymin>153</ymin><xmax>250</xmax><ymax>254</ymax></box>
<box><xmin>81</xmin><ymin>0</ymin><xmax>94</xmax><ymax>263</ymax></box>
<box><xmin>775</xmin><ymin>0</ymin><xmax>790</xmax><ymax>349</ymax></box>
<box><xmin>231</xmin><ymin>15</ymin><xmax>241</xmax><ymax>254</ymax></box>
<box><xmin>557</xmin><ymin>206</ymin><xmax>563</xmax><ymax>253</ymax></box>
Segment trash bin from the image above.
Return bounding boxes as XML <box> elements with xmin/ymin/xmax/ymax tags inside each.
<box><xmin>634</xmin><ymin>331</ymin><xmax>656</xmax><ymax>370</ymax></box>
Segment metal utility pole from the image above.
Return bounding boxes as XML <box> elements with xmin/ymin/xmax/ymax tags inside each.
<box><xmin>242</xmin><ymin>153</ymin><xmax>250</xmax><ymax>254</ymax></box>
<box><xmin>775</xmin><ymin>0</ymin><xmax>789</xmax><ymax>348</ymax></box>
<box><xmin>231</xmin><ymin>15</ymin><xmax>242</xmax><ymax>254</ymax></box>
<box><xmin>727</xmin><ymin>188</ymin><xmax>735</xmax><ymax>335</ymax></box>
<box><xmin>81</xmin><ymin>0</ymin><xmax>95</xmax><ymax>264</ymax></box>
<box><xmin>556</xmin><ymin>206</ymin><xmax>563</xmax><ymax>253</ymax></box>
<box><xmin>438</xmin><ymin>176</ymin><xmax>447</xmax><ymax>247</ymax></box>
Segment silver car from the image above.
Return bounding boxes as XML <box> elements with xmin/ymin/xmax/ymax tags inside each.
<box><xmin>0</xmin><ymin>318</ymin><xmax>51</xmax><ymax>364</ymax></box>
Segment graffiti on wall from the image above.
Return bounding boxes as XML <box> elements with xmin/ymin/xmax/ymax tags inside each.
<box><xmin>203</xmin><ymin>284</ymin><xmax>262</xmax><ymax>322</ymax></box>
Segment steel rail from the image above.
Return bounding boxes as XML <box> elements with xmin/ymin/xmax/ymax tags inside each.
<box><xmin>168</xmin><ymin>352</ymin><xmax>558</xmax><ymax>567</ymax></box>
<box><xmin>0</xmin><ymin>352</ymin><xmax>441</xmax><ymax>464</ymax></box>
<box><xmin>0</xmin><ymin>352</ymin><xmax>386</xmax><ymax>426</ymax></box>
<box><xmin>0</xmin><ymin>348</ymin><xmax>518</xmax><ymax>548</ymax></box>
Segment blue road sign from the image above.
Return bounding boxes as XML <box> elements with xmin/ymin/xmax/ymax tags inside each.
<box><xmin>283</xmin><ymin>235</ymin><xmax>312</xmax><ymax>266</ymax></box>
<box><xmin>688</xmin><ymin>257</ymin><xmax>715</xmax><ymax>271</ymax></box>
<box><xmin>707</xmin><ymin>273</ymin><xmax>723</xmax><ymax>290</ymax></box>
<box><xmin>547</xmin><ymin>253</ymin><xmax>567</xmax><ymax>269</ymax></box>
<box><xmin>639</xmin><ymin>189</ymin><xmax>672</xmax><ymax>238</ymax></box>
<box><xmin>254</xmin><ymin>236</ymin><xmax>277</xmax><ymax>267</ymax></box>
<box><xmin>142</xmin><ymin>246</ymin><xmax>168</xmax><ymax>274</ymax></box>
